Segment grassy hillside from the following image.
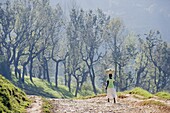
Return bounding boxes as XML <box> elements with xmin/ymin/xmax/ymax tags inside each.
<box><xmin>0</xmin><ymin>75</ymin><xmax>30</xmax><ymax>113</ymax></box>
<box><xmin>13</xmin><ymin>76</ymin><xmax>74</xmax><ymax>98</ymax></box>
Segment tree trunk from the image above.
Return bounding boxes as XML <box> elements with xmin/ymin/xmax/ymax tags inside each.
<box><xmin>21</xmin><ymin>57</ymin><xmax>30</xmax><ymax>83</ymax></box>
<box><xmin>55</xmin><ymin>61</ymin><xmax>59</xmax><ymax>88</ymax></box>
<box><xmin>91</xmin><ymin>75</ymin><xmax>97</xmax><ymax>95</ymax></box>
<box><xmin>18</xmin><ymin>69</ymin><xmax>21</xmax><ymax>82</ymax></box>
<box><xmin>63</xmin><ymin>61</ymin><xmax>67</xmax><ymax>86</ymax></box>
<box><xmin>29</xmin><ymin>57</ymin><xmax>33</xmax><ymax>83</ymax></box>
<box><xmin>154</xmin><ymin>67</ymin><xmax>157</xmax><ymax>91</ymax></box>
<box><xmin>161</xmin><ymin>71</ymin><xmax>167</xmax><ymax>89</ymax></box>
<box><xmin>114</xmin><ymin>35</ymin><xmax>118</xmax><ymax>90</ymax></box>
<box><xmin>46</xmin><ymin>60</ymin><xmax>50</xmax><ymax>83</ymax></box>
<box><xmin>68</xmin><ymin>73</ymin><xmax>71</xmax><ymax>92</ymax></box>
<box><xmin>21</xmin><ymin>65</ymin><xmax>26</xmax><ymax>83</ymax></box>
<box><xmin>156</xmin><ymin>67</ymin><xmax>162</xmax><ymax>92</ymax></box>
<box><xmin>13</xmin><ymin>48</ymin><xmax>18</xmax><ymax>78</ymax></box>
<box><xmin>90</xmin><ymin>67</ymin><xmax>97</xmax><ymax>95</ymax></box>
<box><xmin>135</xmin><ymin>67</ymin><xmax>145</xmax><ymax>87</ymax></box>
<box><xmin>64</xmin><ymin>74</ymin><xmax>67</xmax><ymax>86</ymax></box>
<box><xmin>43</xmin><ymin>57</ymin><xmax>50</xmax><ymax>83</ymax></box>
<box><xmin>38</xmin><ymin>66</ymin><xmax>42</xmax><ymax>79</ymax></box>
<box><xmin>43</xmin><ymin>63</ymin><xmax>46</xmax><ymax>79</ymax></box>
<box><xmin>79</xmin><ymin>71</ymin><xmax>88</xmax><ymax>90</ymax></box>
<box><xmin>2</xmin><ymin>46</ymin><xmax>12</xmax><ymax>79</ymax></box>
<box><xmin>147</xmin><ymin>79</ymin><xmax>151</xmax><ymax>91</ymax></box>
<box><xmin>75</xmin><ymin>77</ymin><xmax>79</xmax><ymax>97</ymax></box>
<box><xmin>118</xmin><ymin>64</ymin><xmax>123</xmax><ymax>91</ymax></box>
<box><xmin>0</xmin><ymin>59</ymin><xmax>11</xmax><ymax>80</ymax></box>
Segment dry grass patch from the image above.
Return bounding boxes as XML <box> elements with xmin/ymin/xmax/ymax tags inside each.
<box><xmin>138</xmin><ymin>100</ymin><xmax>166</xmax><ymax>106</ymax></box>
<box><xmin>138</xmin><ymin>100</ymin><xmax>170</xmax><ymax>113</ymax></box>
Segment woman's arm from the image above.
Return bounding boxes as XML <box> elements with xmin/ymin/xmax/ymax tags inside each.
<box><xmin>106</xmin><ymin>80</ymin><xmax>109</xmax><ymax>89</ymax></box>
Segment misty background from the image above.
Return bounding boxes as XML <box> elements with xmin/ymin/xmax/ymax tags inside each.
<box><xmin>1</xmin><ymin>0</ymin><xmax>169</xmax><ymax>41</ymax></box>
<box><xmin>51</xmin><ymin>0</ymin><xmax>170</xmax><ymax>42</ymax></box>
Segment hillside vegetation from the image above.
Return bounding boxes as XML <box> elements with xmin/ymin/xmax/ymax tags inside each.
<box><xmin>0</xmin><ymin>75</ymin><xmax>30</xmax><ymax>113</ymax></box>
<box><xmin>13</xmin><ymin>76</ymin><xmax>74</xmax><ymax>98</ymax></box>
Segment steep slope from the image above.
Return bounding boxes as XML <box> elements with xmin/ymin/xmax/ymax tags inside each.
<box><xmin>0</xmin><ymin>75</ymin><xmax>30</xmax><ymax>113</ymax></box>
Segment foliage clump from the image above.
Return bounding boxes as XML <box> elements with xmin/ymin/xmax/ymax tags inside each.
<box><xmin>125</xmin><ymin>87</ymin><xmax>153</xmax><ymax>99</ymax></box>
<box><xmin>0</xmin><ymin>75</ymin><xmax>30</xmax><ymax>113</ymax></box>
<box><xmin>78</xmin><ymin>83</ymin><xmax>94</xmax><ymax>97</ymax></box>
<box><xmin>155</xmin><ymin>92</ymin><xmax>170</xmax><ymax>100</ymax></box>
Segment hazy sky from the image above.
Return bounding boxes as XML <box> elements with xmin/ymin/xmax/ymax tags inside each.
<box><xmin>51</xmin><ymin>0</ymin><xmax>170</xmax><ymax>42</ymax></box>
<box><xmin>0</xmin><ymin>0</ymin><xmax>169</xmax><ymax>41</ymax></box>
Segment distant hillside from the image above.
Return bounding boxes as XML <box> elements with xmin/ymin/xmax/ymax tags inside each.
<box><xmin>0</xmin><ymin>75</ymin><xmax>30</xmax><ymax>113</ymax></box>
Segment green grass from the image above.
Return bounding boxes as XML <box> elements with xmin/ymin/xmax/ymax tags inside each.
<box><xmin>13</xmin><ymin>76</ymin><xmax>74</xmax><ymax>98</ymax></box>
<box><xmin>42</xmin><ymin>98</ymin><xmax>53</xmax><ymax>113</ymax></box>
<box><xmin>155</xmin><ymin>92</ymin><xmax>170</xmax><ymax>100</ymax></box>
<box><xmin>76</xmin><ymin>87</ymin><xmax>153</xmax><ymax>100</ymax></box>
<box><xmin>0</xmin><ymin>74</ymin><xmax>30</xmax><ymax>113</ymax></box>
<box><xmin>124</xmin><ymin>87</ymin><xmax>153</xmax><ymax>99</ymax></box>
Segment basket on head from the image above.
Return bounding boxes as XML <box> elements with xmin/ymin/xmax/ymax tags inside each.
<box><xmin>105</xmin><ymin>68</ymin><xmax>114</xmax><ymax>75</ymax></box>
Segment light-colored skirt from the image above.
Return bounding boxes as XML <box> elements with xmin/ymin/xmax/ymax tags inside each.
<box><xmin>107</xmin><ymin>88</ymin><xmax>117</xmax><ymax>99</ymax></box>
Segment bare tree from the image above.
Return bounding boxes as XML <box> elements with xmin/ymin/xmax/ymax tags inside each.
<box><xmin>144</xmin><ymin>30</ymin><xmax>169</xmax><ymax>92</ymax></box>
<box><xmin>79</xmin><ymin>9</ymin><xmax>108</xmax><ymax>95</ymax></box>
<box><xmin>0</xmin><ymin>1</ymin><xmax>15</xmax><ymax>79</ymax></box>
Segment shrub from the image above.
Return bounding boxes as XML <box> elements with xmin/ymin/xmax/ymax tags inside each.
<box><xmin>155</xmin><ymin>92</ymin><xmax>170</xmax><ymax>100</ymax></box>
<box><xmin>125</xmin><ymin>87</ymin><xmax>153</xmax><ymax>99</ymax></box>
<box><xmin>0</xmin><ymin>75</ymin><xmax>30</xmax><ymax>113</ymax></box>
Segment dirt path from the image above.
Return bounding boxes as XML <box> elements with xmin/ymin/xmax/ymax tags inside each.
<box><xmin>26</xmin><ymin>94</ymin><xmax>170</xmax><ymax>113</ymax></box>
<box><xmin>26</xmin><ymin>95</ymin><xmax>42</xmax><ymax>113</ymax></box>
<box><xmin>49</xmin><ymin>95</ymin><xmax>170</xmax><ymax>113</ymax></box>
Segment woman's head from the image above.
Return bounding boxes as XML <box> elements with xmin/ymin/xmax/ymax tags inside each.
<box><xmin>109</xmin><ymin>74</ymin><xmax>112</xmax><ymax>79</ymax></box>
<box><xmin>106</xmin><ymin>68</ymin><xmax>114</xmax><ymax>78</ymax></box>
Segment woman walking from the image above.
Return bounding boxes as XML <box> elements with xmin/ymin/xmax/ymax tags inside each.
<box><xmin>105</xmin><ymin>69</ymin><xmax>117</xmax><ymax>103</ymax></box>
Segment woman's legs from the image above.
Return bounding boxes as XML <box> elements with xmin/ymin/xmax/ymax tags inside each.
<box><xmin>114</xmin><ymin>98</ymin><xmax>116</xmax><ymax>103</ymax></box>
<box><xmin>107</xmin><ymin>98</ymin><xmax>116</xmax><ymax>103</ymax></box>
<box><xmin>108</xmin><ymin>98</ymin><xmax>110</xmax><ymax>102</ymax></box>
